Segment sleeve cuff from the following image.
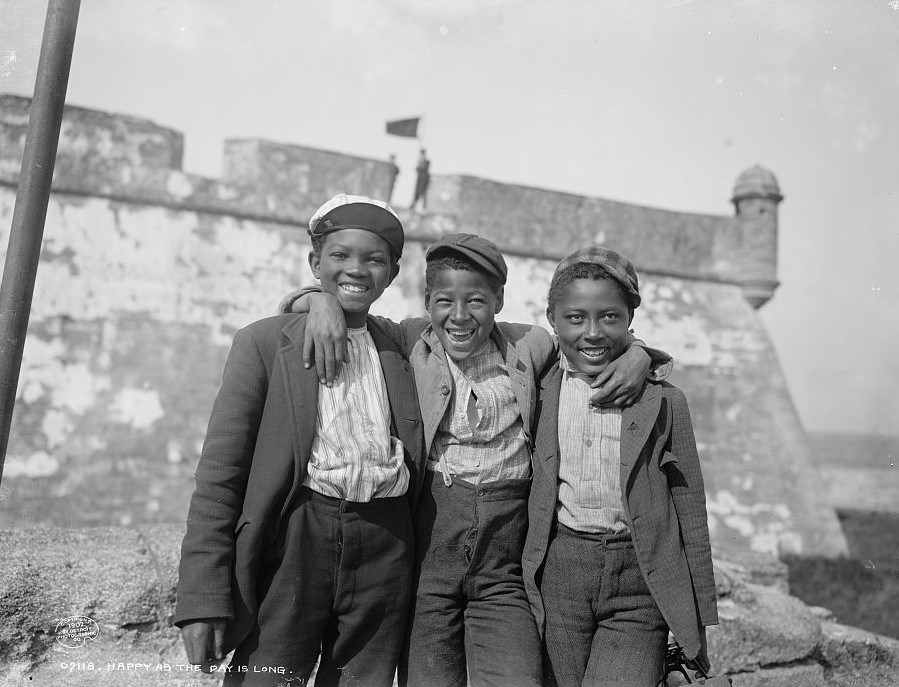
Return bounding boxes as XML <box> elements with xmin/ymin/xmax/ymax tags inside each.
<box><xmin>649</xmin><ymin>359</ymin><xmax>674</xmax><ymax>381</ymax></box>
<box><xmin>629</xmin><ymin>337</ymin><xmax>674</xmax><ymax>380</ymax></box>
<box><xmin>277</xmin><ymin>285</ymin><xmax>322</xmax><ymax>314</ymax></box>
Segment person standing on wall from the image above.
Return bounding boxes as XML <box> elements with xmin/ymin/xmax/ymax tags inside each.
<box><xmin>387</xmin><ymin>153</ymin><xmax>400</xmax><ymax>204</ymax></box>
<box><xmin>412</xmin><ymin>148</ymin><xmax>430</xmax><ymax>211</ymax></box>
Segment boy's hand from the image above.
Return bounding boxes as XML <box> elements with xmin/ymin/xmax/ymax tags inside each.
<box><xmin>301</xmin><ymin>292</ymin><xmax>348</xmax><ymax>385</ymax></box>
<box><xmin>181</xmin><ymin>618</ymin><xmax>227</xmax><ymax>673</ymax></box>
<box><xmin>589</xmin><ymin>346</ymin><xmax>651</xmax><ymax>407</ymax></box>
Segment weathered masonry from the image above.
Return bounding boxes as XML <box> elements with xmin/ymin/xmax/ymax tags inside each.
<box><xmin>0</xmin><ymin>94</ymin><xmax>846</xmax><ymax>558</ymax></box>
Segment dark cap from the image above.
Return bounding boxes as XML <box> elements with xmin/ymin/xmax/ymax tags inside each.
<box><xmin>553</xmin><ymin>246</ymin><xmax>641</xmax><ymax>308</ymax></box>
<box><xmin>425</xmin><ymin>233</ymin><xmax>508</xmax><ymax>285</ymax></box>
<box><xmin>308</xmin><ymin>194</ymin><xmax>404</xmax><ymax>259</ymax></box>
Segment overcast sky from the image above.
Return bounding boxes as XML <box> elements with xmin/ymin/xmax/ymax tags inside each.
<box><xmin>2</xmin><ymin>0</ymin><xmax>897</xmax><ymax>435</ymax></box>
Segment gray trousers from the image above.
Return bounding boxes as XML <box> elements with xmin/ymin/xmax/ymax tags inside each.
<box><xmin>401</xmin><ymin>470</ymin><xmax>543</xmax><ymax>687</ymax></box>
<box><xmin>541</xmin><ymin>523</ymin><xmax>668</xmax><ymax>687</ymax></box>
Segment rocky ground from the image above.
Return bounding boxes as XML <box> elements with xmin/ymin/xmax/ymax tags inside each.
<box><xmin>1</xmin><ymin>525</ymin><xmax>898</xmax><ymax>686</ymax></box>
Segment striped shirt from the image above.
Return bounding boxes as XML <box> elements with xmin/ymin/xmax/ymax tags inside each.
<box><xmin>303</xmin><ymin>326</ymin><xmax>409</xmax><ymax>502</ymax></box>
<box><xmin>557</xmin><ymin>354</ymin><xmax>629</xmax><ymax>533</ymax></box>
<box><xmin>431</xmin><ymin>338</ymin><xmax>531</xmax><ymax>485</ymax></box>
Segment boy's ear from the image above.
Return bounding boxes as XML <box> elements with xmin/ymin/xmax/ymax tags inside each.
<box><xmin>388</xmin><ymin>262</ymin><xmax>400</xmax><ymax>285</ymax></box>
<box><xmin>424</xmin><ymin>290</ymin><xmax>431</xmax><ymax>313</ymax></box>
<box><xmin>308</xmin><ymin>250</ymin><xmax>321</xmax><ymax>279</ymax></box>
<box><xmin>545</xmin><ymin>306</ymin><xmax>557</xmax><ymax>332</ymax></box>
<box><xmin>494</xmin><ymin>286</ymin><xmax>504</xmax><ymax>314</ymax></box>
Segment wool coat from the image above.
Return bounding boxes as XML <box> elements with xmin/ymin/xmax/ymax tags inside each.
<box><xmin>522</xmin><ymin>364</ymin><xmax>718</xmax><ymax>659</ymax></box>
<box><xmin>174</xmin><ymin>313</ymin><xmax>426</xmax><ymax>653</ymax></box>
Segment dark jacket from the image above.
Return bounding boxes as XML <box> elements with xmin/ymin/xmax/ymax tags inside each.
<box><xmin>522</xmin><ymin>365</ymin><xmax>718</xmax><ymax>658</ymax></box>
<box><xmin>174</xmin><ymin>313</ymin><xmax>425</xmax><ymax>652</ymax></box>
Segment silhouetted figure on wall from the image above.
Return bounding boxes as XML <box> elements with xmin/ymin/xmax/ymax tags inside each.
<box><xmin>386</xmin><ymin>154</ymin><xmax>399</xmax><ymax>203</ymax></box>
<box><xmin>412</xmin><ymin>148</ymin><xmax>430</xmax><ymax>211</ymax></box>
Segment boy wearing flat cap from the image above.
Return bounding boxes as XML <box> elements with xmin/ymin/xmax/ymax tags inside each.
<box><xmin>524</xmin><ymin>247</ymin><xmax>717</xmax><ymax>687</ymax></box>
<box><xmin>175</xmin><ymin>194</ymin><xmax>425</xmax><ymax>686</ymax></box>
<box><xmin>281</xmin><ymin>234</ymin><xmax>670</xmax><ymax>687</ymax></box>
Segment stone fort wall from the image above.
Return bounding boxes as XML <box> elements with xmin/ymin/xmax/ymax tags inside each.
<box><xmin>0</xmin><ymin>93</ymin><xmax>845</xmax><ymax>558</ymax></box>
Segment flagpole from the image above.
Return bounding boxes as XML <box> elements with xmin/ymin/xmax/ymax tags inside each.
<box><xmin>0</xmin><ymin>0</ymin><xmax>81</xmax><ymax>483</ymax></box>
<box><xmin>385</xmin><ymin>116</ymin><xmax>424</xmax><ymax>208</ymax></box>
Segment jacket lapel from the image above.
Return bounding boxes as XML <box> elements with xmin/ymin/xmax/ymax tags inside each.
<box><xmin>418</xmin><ymin>327</ymin><xmax>453</xmax><ymax>456</ymax></box>
<box><xmin>536</xmin><ymin>364</ymin><xmax>563</xmax><ymax>480</ymax></box>
<box><xmin>493</xmin><ymin>326</ymin><xmax>535</xmax><ymax>446</ymax></box>
<box><xmin>369</xmin><ymin>322</ymin><xmax>419</xmax><ymax>430</ymax></box>
<box><xmin>369</xmin><ymin>320</ymin><xmax>426</xmax><ymax>509</ymax></box>
<box><xmin>280</xmin><ymin>317</ymin><xmax>320</xmax><ymax>489</ymax></box>
<box><xmin>620</xmin><ymin>382</ymin><xmax>664</xmax><ymax>488</ymax></box>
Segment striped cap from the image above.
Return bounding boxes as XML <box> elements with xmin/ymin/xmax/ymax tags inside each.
<box><xmin>553</xmin><ymin>246</ymin><xmax>641</xmax><ymax>308</ymax></box>
<box><xmin>308</xmin><ymin>194</ymin><xmax>404</xmax><ymax>259</ymax></box>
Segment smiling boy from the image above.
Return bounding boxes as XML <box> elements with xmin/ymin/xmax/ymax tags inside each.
<box><xmin>524</xmin><ymin>247</ymin><xmax>717</xmax><ymax>687</ymax></box>
<box><xmin>175</xmin><ymin>194</ymin><xmax>425</xmax><ymax>686</ymax></box>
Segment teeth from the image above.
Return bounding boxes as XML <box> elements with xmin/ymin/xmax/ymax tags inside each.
<box><xmin>339</xmin><ymin>284</ymin><xmax>367</xmax><ymax>294</ymax></box>
<box><xmin>447</xmin><ymin>328</ymin><xmax>475</xmax><ymax>342</ymax></box>
<box><xmin>581</xmin><ymin>348</ymin><xmax>608</xmax><ymax>359</ymax></box>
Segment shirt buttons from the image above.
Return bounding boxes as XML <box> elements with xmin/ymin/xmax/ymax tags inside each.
<box><xmin>477</xmin><ymin>490</ymin><xmax>485</xmax><ymax>496</ymax></box>
<box><xmin>585</xmin><ymin>439</ymin><xmax>593</xmax><ymax>447</ymax></box>
<box><xmin>440</xmin><ymin>385</ymin><xmax>450</xmax><ymax>395</ymax></box>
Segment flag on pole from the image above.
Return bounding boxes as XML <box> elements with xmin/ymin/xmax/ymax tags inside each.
<box><xmin>386</xmin><ymin>117</ymin><xmax>420</xmax><ymax>138</ymax></box>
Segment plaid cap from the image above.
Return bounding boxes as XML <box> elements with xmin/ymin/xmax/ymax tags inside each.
<box><xmin>308</xmin><ymin>194</ymin><xmax>404</xmax><ymax>259</ymax></box>
<box><xmin>425</xmin><ymin>233</ymin><xmax>508</xmax><ymax>285</ymax></box>
<box><xmin>553</xmin><ymin>246</ymin><xmax>641</xmax><ymax>308</ymax></box>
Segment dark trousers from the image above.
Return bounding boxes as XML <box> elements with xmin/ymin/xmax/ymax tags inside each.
<box><xmin>225</xmin><ymin>487</ymin><xmax>414</xmax><ymax>687</ymax></box>
<box><xmin>401</xmin><ymin>470</ymin><xmax>543</xmax><ymax>687</ymax></box>
<box><xmin>541</xmin><ymin>523</ymin><xmax>668</xmax><ymax>687</ymax></box>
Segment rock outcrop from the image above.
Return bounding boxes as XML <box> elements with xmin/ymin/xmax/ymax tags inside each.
<box><xmin>0</xmin><ymin>527</ymin><xmax>896</xmax><ymax>686</ymax></box>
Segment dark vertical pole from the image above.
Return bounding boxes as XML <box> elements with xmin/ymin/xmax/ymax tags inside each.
<box><xmin>0</xmin><ymin>0</ymin><xmax>81</xmax><ymax>484</ymax></box>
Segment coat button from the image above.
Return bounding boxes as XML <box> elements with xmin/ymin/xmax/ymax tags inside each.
<box><xmin>440</xmin><ymin>385</ymin><xmax>450</xmax><ymax>395</ymax></box>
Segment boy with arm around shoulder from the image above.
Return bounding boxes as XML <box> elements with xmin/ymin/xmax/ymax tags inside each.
<box><xmin>523</xmin><ymin>246</ymin><xmax>717</xmax><ymax>687</ymax></box>
<box><xmin>175</xmin><ymin>195</ymin><xmax>425</xmax><ymax>686</ymax></box>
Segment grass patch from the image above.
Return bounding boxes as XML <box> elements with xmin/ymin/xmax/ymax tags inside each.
<box><xmin>783</xmin><ymin>509</ymin><xmax>899</xmax><ymax>639</ymax></box>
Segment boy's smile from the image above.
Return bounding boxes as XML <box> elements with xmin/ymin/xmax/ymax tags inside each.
<box><xmin>547</xmin><ymin>278</ymin><xmax>631</xmax><ymax>376</ymax></box>
<box><xmin>309</xmin><ymin>228</ymin><xmax>398</xmax><ymax>328</ymax></box>
<box><xmin>426</xmin><ymin>268</ymin><xmax>503</xmax><ymax>361</ymax></box>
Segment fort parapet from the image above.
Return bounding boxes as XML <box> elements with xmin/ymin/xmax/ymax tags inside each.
<box><xmin>0</xmin><ymin>93</ymin><xmax>845</xmax><ymax>558</ymax></box>
<box><xmin>425</xmin><ymin>170</ymin><xmax>781</xmax><ymax>309</ymax></box>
